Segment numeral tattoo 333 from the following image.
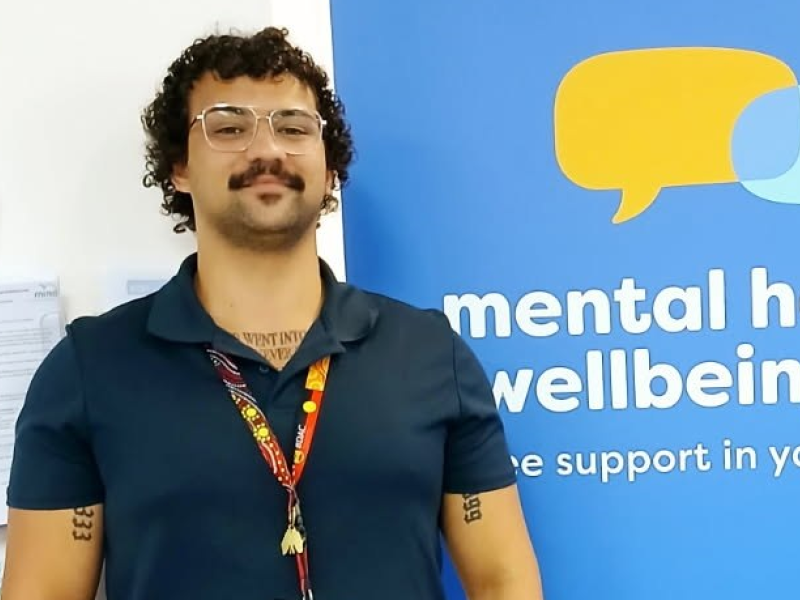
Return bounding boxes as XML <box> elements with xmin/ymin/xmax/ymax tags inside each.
<box><xmin>72</xmin><ymin>507</ymin><xmax>96</xmax><ymax>541</ymax></box>
<box><xmin>462</xmin><ymin>493</ymin><xmax>483</xmax><ymax>524</ymax></box>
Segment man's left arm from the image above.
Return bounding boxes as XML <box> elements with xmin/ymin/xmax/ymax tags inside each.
<box><xmin>438</xmin><ymin>318</ymin><xmax>545</xmax><ymax>599</ymax></box>
<box><xmin>441</xmin><ymin>484</ymin><xmax>544</xmax><ymax>600</ymax></box>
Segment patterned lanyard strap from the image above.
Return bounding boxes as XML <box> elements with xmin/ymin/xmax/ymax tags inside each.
<box><xmin>207</xmin><ymin>348</ymin><xmax>331</xmax><ymax>600</ymax></box>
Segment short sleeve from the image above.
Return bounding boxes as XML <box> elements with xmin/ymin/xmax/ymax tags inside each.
<box><xmin>442</xmin><ymin>331</ymin><xmax>516</xmax><ymax>494</ymax></box>
<box><xmin>7</xmin><ymin>331</ymin><xmax>104</xmax><ymax>509</ymax></box>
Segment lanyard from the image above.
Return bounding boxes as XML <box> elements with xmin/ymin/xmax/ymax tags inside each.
<box><xmin>207</xmin><ymin>347</ymin><xmax>330</xmax><ymax>600</ymax></box>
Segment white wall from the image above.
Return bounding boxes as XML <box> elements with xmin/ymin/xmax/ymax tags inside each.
<box><xmin>272</xmin><ymin>0</ymin><xmax>345</xmax><ymax>279</ymax></box>
<box><xmin>0</xmin><ymin>0</ymin><xmax>336</xmax><ymax>595</ymax></box>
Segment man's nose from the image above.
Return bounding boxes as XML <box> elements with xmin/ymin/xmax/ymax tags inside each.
<box><xmin>244</xmin><ymin>118</ymin><xmax>286</xmax><ymax>161</ymax></box>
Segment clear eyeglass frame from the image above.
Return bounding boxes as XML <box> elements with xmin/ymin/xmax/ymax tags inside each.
<box><xmin>189</xmin><ymin>104</ymin><xmax>327</xmax><ymax>155</ymax></box>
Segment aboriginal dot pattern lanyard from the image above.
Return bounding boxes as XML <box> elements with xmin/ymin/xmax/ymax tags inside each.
<box><xmin>206</xmin><ymin>347</ymin><xmax>330</xmax><ymax>600</ymax></box>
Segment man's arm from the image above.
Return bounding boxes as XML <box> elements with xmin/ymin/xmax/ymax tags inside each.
<box><xmin>2</xmin><ymin>505</ymin><xmax>104</xmax><ymax>600</ymax></box>
<box><xmin>441</xmin><ymin>485</ymin><xmax>544</xmax><ymax>600</ymax></box>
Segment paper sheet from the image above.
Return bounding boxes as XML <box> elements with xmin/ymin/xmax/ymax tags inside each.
<box><xmin>103</xmin><ymin>275</ymin><xmax>168</xmax><ymax>312</ymax></box>
<box><xmin>0</xmin><ymin>281</ymin><xmax>64</xmax><ymax>525</ymax></box>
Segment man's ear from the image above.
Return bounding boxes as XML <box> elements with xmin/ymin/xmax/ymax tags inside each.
<box><xmin>172</xmin><ymin>162</ymin><xmax>191</xmax><ymax>194</ymax></box>
<box><xmin>325</xmin><ymin>170</ymin><xmax>338</xmax><ymax>195</ymax></box>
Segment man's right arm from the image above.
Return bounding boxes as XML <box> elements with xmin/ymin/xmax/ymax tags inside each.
<box><xmin>4</xmin><ymin>332</ymin><xmax>106</xmax><ymax>600</ymax></box>
<box><xmin>3</xmin><ymin>505</ymin><xmax>104</xmax><ymax>600</ymax></box>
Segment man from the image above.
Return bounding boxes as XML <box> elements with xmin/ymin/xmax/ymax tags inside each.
<box><xmin>3</xmin><ymin>27</ymin><xmax>544</xmax><ymax>600</ymax></box>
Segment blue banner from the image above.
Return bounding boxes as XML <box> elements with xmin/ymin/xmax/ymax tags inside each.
<box><xmin>330</xmin><ymin>2</ymin><xmax>800</xmax><ymax>598</ymax></box>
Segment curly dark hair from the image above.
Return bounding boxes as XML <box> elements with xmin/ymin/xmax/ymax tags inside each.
<box><xmin>141</xmin><ymin>26</ymin><xmax>354</xmax><ymax>233</ymax></box>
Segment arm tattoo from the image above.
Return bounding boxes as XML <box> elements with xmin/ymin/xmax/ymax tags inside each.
<box><xmin>72</xmin><ymin>507</ymin><xmax>96</xmax><ymax>542</ymax></box>
<box><xmin>233</xmin><ymin>330</ymin><xmax>306</xmax><ymax>368</ymax></box>
<box><xmin>462</xmin><ymin>493</ymin><xmax>483</xmax><ymax>524</ymax></box>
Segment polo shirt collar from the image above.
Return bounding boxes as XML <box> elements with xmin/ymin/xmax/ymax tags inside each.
<box><xmin>147</xmin><ymin>253</ymin><xmax>378</xmax><ymax>346</ymax></box>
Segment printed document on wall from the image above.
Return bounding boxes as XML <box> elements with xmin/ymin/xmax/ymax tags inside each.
<box><xmin>103</xmin><ymin>274</ymin><xmax>168</xmax><ymax>312</ymax></box>
<box><xmin>0</xmin><ymin>281</ymin><xmax>64</xmax><ymax>525</ymax></box>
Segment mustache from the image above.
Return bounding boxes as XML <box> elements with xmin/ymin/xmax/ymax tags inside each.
<box><xmin>228</xmin><ymin>159</ymin><xmax>306</xmax><ymax>192</ymax></box>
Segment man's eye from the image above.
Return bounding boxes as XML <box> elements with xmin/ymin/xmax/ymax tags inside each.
<box><xmin>278</xmin><ymin>126</ymin><xmax>309</xmax><ymax>136</ymax></box>
<box><xmin>214</xmin><ymin>126</ymin><xmax>244</xmax><ymax>136</ymax></box>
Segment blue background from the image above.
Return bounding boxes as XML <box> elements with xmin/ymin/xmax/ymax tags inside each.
<box><xmin>330</xmin><ymin>1</ymin><xmax>800</xmax><ymax>598</ymax></box>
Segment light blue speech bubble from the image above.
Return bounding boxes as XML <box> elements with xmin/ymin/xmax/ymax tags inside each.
<box><xmin>733</xmin><ymin>85</ymin><xmax>800</xmax><ymax>204</ymax></box>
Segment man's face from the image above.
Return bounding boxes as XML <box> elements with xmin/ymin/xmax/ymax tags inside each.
<box><xmin>173</xmin><ymin>73</ymin><xmax>332</xmax><ymax>252</ymax></box>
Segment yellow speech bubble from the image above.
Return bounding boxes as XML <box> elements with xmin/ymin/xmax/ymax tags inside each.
<box><xmin>554</xmin><ymin>48</ymin><xmax>797</xmax><ymax>223</ymax></box>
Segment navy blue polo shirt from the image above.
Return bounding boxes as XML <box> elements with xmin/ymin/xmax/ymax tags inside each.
<box><xmin>8</xmin><ymin>253</ymin><xmax>516</xmax><ymax>600</ymax></box>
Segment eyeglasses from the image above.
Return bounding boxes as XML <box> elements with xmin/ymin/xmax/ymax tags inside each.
<box><xmin>190</xmin><ymin>104</ymin><xmax>327</xmax><ymax>154</ymax></box>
